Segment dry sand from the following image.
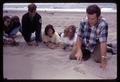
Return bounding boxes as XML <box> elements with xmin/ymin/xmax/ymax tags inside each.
<box><xmin>3</xmin><ymin>11</ymin><xmax>117</xmax><ymax>79</ymax></box>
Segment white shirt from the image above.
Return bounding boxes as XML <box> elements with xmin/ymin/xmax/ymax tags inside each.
<box><xmin>42</xmin><ymin>32</ymin><xmax>61</xmax><ymax>44</ymax></box>
<box><xmin>60</xmin><ymin>33</ymin><xmax>77</xmax><ymax>46</ymax></box>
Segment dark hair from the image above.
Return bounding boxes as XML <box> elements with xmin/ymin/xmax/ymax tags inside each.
<box><xmin>11</xmin><ymin>16</ymin><xmax>20</xmax><ymax>27</ymax></box>
<box><xmin>45</xmin><ymin>24</ymin><xmax>55</xmax><ymax>36</ymax></box>
<box><xmin>28</xmin><ymin>3</ymin><xmax>37</xmax><ymax>12</ymax></box>
<box><xmin>3</xmin><ymin>16</ymin><xmax>11</xmax><ymax>32</ymax></box>
<box><xmin>68</xmin><ymin>25</ymin><xmax>76</xmax><ymax>40</ymax></box>
<box><xmin>11</xmin><ymin>16</ymin><xmax>20</xmax><ymax>22</ymax></box>
<box><xmin>3</xmin><ymin>15</ymin><xmax>11</xmax><ymax>22</ymax></box>
<box><xmin>86</xmin><ymin>4</ymin><xmax>101</xmax><ymax>18</ymax></box>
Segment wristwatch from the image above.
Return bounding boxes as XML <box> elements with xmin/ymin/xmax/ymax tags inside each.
<box><xmin>102</xmin><ymin>56</ymin><xmax>107</xmax><ymax>59</ymax></box>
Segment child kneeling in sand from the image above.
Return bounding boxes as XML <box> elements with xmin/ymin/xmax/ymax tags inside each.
<box><xmin>42</xmin><ymin>24</ymin><xmax>61</xmax><ymax>49</ymax></box>
<box><xmin>3</xmin><ymin>15</ymin><xmax>21</xmax><ymax>46</ymax></box>
<box><xmin>60</xmin><ymin>25</ymin><xmax>77</xmax><ymax>51</ymax></box>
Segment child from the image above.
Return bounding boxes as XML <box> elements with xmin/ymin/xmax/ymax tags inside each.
<box><xmin>21</xmin><ymin>3</ymin><xmax>42</xmax><ymax>46</ymax></box>
<box><xmin>3</xmin><ymin>15</ymin><xmax>21</xmax><ymax>46</ymax></box>
<box><xmin>42</xmin><ymin>24</ymin><xmax>61</xmax><ymax>49</ymax></box>
<box><xmin>60</xmin><ymin>25</ymin><xmax>77</xmax><ymax>51</ymax></box>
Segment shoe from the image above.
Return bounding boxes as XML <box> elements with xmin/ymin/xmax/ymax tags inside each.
<box><xmin>107</xmin><ymin>43</ymin><xmax>112</xmax><ymax>47</ymax></box>
<box><xmin>107</xmin><ymin>47</ymin><xmax>117</xmax><ymax>55</ymax></box>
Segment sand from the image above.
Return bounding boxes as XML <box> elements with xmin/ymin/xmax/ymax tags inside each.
<box><xmin>3</xmin><ymin>11</ymin><xmax>117</xmax><ymax>79</ymax></box>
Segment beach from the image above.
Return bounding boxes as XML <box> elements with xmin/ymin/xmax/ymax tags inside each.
<box><xmin>3</xmin><ymin>11</ymin><xmax>117</xmax><ymax>79</ymax></box>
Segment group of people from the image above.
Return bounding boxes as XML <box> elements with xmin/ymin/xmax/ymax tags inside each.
<box><xmin>3</xmin><ymin>3</ymin><xmax>110</xmax><ymax>69</ymax></box>
<box><xmin>3</xmin><ymin>15</ymin><xmax>21</xmax><ymax>46</ymax></box>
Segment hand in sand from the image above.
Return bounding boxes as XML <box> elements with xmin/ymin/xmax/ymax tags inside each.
<box><xmin>75</xmin><ymin>51</ymin><xmax>83</xmax><ymax>63</ymax></box>
<box><xmin>100</xmin><ymin>57</ymin><xmax>107</xmax><ymax>70</ymax></box>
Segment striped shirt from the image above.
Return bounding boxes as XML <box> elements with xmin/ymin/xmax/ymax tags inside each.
<box><xmin>78</xmin><ymin>17</ymin><xmax>108</xmax><ymax>53</ymax></box>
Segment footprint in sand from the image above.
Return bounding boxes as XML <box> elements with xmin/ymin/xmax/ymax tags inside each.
<box><xmin>73</xmin><ymin>67</ymin><xmax>86</xmax><ymax>75</ymax></box>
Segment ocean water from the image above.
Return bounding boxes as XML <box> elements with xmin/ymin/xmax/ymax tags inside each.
<box><xmin>3</xmin><ymin>3</ymin><xmax>117</xmax><ymax>12</ymax></box>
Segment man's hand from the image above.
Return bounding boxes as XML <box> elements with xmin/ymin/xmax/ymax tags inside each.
<box><xmin>75</xmin><ymin>50</ymin><xmax>83</xmax><ymax>63</ymax></box>
<box><xmin>100</xmin><ymin>42</ymin><xmax>107</xmax><ymax>70</ymax></box>
<box><xmin>100</xmin><ymin>57</ymin><xmax>107</xmax><ymax>70</ymax></box>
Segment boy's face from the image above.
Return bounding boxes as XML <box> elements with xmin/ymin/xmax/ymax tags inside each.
<box><xmin>29</xmin><ymin>10</ymin><xmax>36</xmax><ymax>17</ymax></box>
<box><xmin>87</xmin><ymin>13</ymin><xmax>98</xmax><ymax>26</ymax></box>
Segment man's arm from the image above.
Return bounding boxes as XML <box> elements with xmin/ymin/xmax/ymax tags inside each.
<box><xmin>75</xmin><ymin>36</ymin><xmax>83</xmax><ymax>61</ymax></box>
<box><xmin>98</xmin><ymin>21</ymin><xmax>108</xmax><ymax>69</ymax></box>
<box><xmin>75</xmin><ymin>21</ymin><xmax>85</xmax><ymax>61</ymax></box>
<box><xmin>100</xmin><ymin>42</ymin><xmax>107</xmax><ymax>69</ymax></box>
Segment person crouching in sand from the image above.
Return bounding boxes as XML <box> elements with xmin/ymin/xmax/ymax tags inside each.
<box><xmin>42</xmin><ymin>24</ymin><xmax>61</xmax><ymax>49</ymax></box>
<box><xmin>3</xmin><ymin>15</ymin><xmax>21</xmax><ymax>46</ymax></box>
<box><xmin>70</xmin><ymin>4</ymin><xmax>108</xmax><ymax>70</ymax></box>
<box><xmin>60</xmin><ymin>25</ymin><xmax>77</xmax><ymax>51</ymax></box>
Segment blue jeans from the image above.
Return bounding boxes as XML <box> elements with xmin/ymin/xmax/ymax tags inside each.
<box><xmin>9</xmin><ymin>26</ymin><xmax>21</xmax><ymax>38</ymax></box>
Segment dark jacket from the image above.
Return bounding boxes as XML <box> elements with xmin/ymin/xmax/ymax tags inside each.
<box><xmin>22</xmin><ymin>12</ymin><xmax>42</xmax><ymax>42</ymax></box>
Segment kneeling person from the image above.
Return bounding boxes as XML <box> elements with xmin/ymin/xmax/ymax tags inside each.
<box><xmin>70</xmin><ymin>5</ymin><xmax>108</xmax><ymax>69</ymax></box>
<box><xmin>60</xmin><ymin>25</ymin><xmax>77</xmax><ymax>51</ymax></box>
<box><xmin>21</xmin><ymin>3</ymin><xmax>42</xmax><ymax>46</ymax></box>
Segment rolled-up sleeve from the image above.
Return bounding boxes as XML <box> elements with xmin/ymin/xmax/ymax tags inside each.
<box><xmin>77</xmin><ymin>21</ymin><xmax>84</xmax><ymax>38</ymax></box>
